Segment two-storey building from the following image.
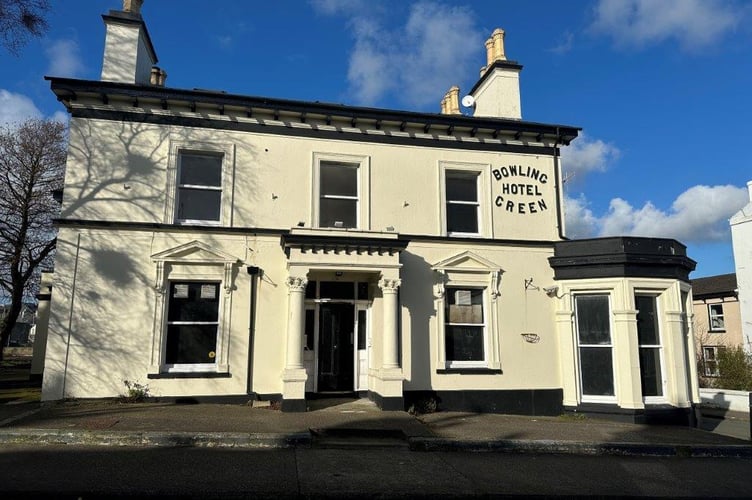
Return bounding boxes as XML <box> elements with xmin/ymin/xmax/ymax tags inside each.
<box><xmin>40</xmin><ymin>1</ymin><xmax>699</xmax><ymax>423</ymax></box>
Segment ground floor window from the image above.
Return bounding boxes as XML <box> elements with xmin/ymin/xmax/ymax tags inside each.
<box><xmin>702</xmin><ymin>346</ymin><xmax>723</xmax><ymax>377</ymax></box>
<box><xmin>165</xmin><ymin>281</ymin><xmax>220</xmax><ymax>368</ymax></box>
<box><xmin>445</xmin><ymin>287</ymin><xmax>486</xmax><ymax>366</ymax></box>
<box><xmin>575</xmin><ymin>294</ymin><xmax>615</xmax><ymax>400</ymax></box>
<box><xmin>635</xmin><ymin>294</ymin><xmax>664</xmax><ymax>398</ymax></box>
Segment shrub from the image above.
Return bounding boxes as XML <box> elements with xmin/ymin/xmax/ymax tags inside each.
<box><xmin>715</xmin><ymin>346</ymin><xmax>752</xmax><ymax>391</ymax></box>
<box><xmin>121</xmin><ymin>379</ymin><xmax>151</xmax><ymax>402</ymax></box>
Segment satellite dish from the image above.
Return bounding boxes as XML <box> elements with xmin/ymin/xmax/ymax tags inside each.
<box><xmin>461</xmin><ymin>95</ymin><xmax>475</xmax><ymax>108</ymax></box>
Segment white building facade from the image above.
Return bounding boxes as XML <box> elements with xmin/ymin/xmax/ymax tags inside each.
<box><xmin>39</xmin><ymin>1</ymin><xmax>700</xmax><ymax>423</ymax></box>
<box><xmin>731</xmin><ymin>181</ymin><xmax>752</xmax><ymax>354</ymax></box>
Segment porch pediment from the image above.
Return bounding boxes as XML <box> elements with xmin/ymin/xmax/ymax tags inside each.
<box><xmin>151</xmin><ymin>240</ymin><xmax>240</xmax><ymax>264</ymax></box>
<box><xmin>432</xmin><ymin>250</ymin><xmax>503</xmax><ymax>273</ymax></box>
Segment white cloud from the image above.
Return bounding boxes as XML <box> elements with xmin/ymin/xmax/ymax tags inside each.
<box><xmin>0</xmin><ymin>89</ymin><xmax>43</xmax><ymax>127</ymax></box>
<box><xmin>565</xmin><ymin>184</ymin><xmax>748</xmax><ymax>243</ymax></box>
<box><xmin>563</xmin><ymin>195</ymin><xmax>599</xmax><ymax>239</ymax></box>
<box><xmin>314</xmin><ymin>1</ymin><xmax>483</xmax><ymax>107</ymax></box>
<box><xmin>561</xmin><ymin>133</ymin><xmax>620</xmax><ymax>183</ymax></box>
<box><xmin>45</xmin><ymin>39</ymin><xmax>85</xmax><ymax>77</ymax></box>
<box><xmin>590</xmin><ymin>0</ymin><xmax>740</xmax><ymax>50</ymax></box>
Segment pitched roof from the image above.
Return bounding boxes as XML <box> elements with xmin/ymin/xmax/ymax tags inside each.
<box><xmin>691</xmin><ymin>273</ymin><xmax>737</xmax><ymax>298</ymax></box>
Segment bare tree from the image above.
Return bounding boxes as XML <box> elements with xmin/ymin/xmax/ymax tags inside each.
<box><xmin>0</xmin><ymin>119</ymin><xmax>65</xmax><ymax>358</ymax></box>
<box><xmin>0</xmin><ymin>0</ymin><xmax>50</xmax><ymax>54</ymax></box>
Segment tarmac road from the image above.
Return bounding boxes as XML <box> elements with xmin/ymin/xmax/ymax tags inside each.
<box><xmin>1</xmin><ymin>444</ymin><xmax>750</xmax><ymax>498</ymax></box>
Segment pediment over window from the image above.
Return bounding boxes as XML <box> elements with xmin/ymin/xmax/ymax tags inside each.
<box><xmin>151</xmin><ymin>240</ymin><xmax>239</xmax><ymax>264</ymax></box>
<box><xmin>432</xmin><ymin>250</ymin><xmax>504</xmax><ymax>273</ymax></box>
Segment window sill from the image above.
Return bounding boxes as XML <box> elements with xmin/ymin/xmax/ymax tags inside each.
<box><xmin>436</xmin><ymin>368</ymin><xmax>502</xmax><ymax>375</ymax></box>
<box><xmin>148</xmin><ymin>371</ymin><xmax>231</xmax><ymax>379</ymax></box>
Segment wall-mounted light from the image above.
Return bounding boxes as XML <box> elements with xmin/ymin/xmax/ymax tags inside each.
<box><xmin>543</xmin><ymin>286</ymin><xmax>559</xmax><ymax>298</ymax></box>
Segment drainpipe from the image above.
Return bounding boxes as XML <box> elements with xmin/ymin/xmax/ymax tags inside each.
<box><xmin>246</xmin><ymin>266</ymin><xmax>260</xmax><ymax>396</ymax></box>
<box><xmin>553</xmin><ymin>127</ymin><xmax>566</xmax><ymax>240</ymax></box>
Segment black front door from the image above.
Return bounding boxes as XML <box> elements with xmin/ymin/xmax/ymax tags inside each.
<box><xmin>318</xmin><ymin>303</ymin><xmax>354</xmax><ymax>391</ymax></box>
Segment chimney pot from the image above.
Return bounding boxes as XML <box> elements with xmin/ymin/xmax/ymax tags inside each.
<box><xmin>123</xmin><ymin>0</ymin><xmax>144</xmax><ymax>14</ymax></box>
<box><xmin>158</xmin><ymin>68</ymin><xmax>167</xmax><ymax>87</ymax></box>
<box><xmin>485</xmin><ymin>37</ymin><xmax>494</xmax><ymax>66</ymax></box>
<box><xmin>448</xmin><ymin>86</ymin><xmax>461</xmax><ymax>114</ymax></box>
<box><xmin>492</xmin><ymin>28</ymin><xmax>506</xmax><ymax>62</ymax></box>
<box><xmin>150</xmin><ymin>66</ymin><xmax>160</xmax><ymax>85</ymax></box>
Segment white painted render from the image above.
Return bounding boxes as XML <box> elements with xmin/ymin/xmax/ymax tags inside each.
<box><xmin>730</xmin><ymin>180</ymin><xmax>752</xmax><ymax>353</ymax></box>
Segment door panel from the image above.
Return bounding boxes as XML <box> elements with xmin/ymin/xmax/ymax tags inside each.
<box><xmin>356</xmin><ymin>307</ymin><xmax>369</xmax><ymax>391</ymax></box>
<box><xmin>318</xmin><ymin>303</ymin><xmax>354</xmax><ymax>391</ymax></box>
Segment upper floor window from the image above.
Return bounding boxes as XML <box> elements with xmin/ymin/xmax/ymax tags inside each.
<box><xmin>176</xmin><ymin>151</ymin><xmax>223</xmax><ymax>223</ymax></box>
<box><xmin>445</xmin><ymin>171</ymin><xmax>480</xmax><ymax>236</ymax></box>
<box><xmin>319</xmin><ymin>161</ymin><xmax>358</xmax><ymax>228</ymax></box>
<box><xmin>708</xmin><ymin>303</ymin><xmax>725</xmax><ymax>331</ymax></box>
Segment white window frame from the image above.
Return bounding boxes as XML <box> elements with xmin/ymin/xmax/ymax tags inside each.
<box><xmin>165</xmin><ymin>140</ymin><xmax>235</xmax><ymax>226</ymax></box>
<box><xmin>442</xmin><ymin>286</ymin><xmax>489</xmax><ymax>369</ymax></box>
<box><xmin>163</xmin><ymin>280</ymin><xmax>223</xmax><ymax>373</ymax></box>
<box><xmin>634</xmin><ymin>293</ymin><xmax>666</xmax><ymax>403</ymax></box>
<box><xmin>573</xmin><ymin>293</ymin><xmax>617</xmax><ymax>404</ymax></box>
<box><xmin>702</xmin><ymin>346</ymin><xmax>722</xmax><ymax>377</ymax></box>
<box><xmin>708</xmin><ymin>303</ymin><xmax>725</xmax><ymax>332</ymax></box>
<box><xmin>311</xmin><ymin>152</ymin><xmax>370</xmax><ymax>230</ymax></box>
<box><xmin>175</xmin><ymin>151</ymin><xmax>223</xmax><ymax>224</ymax></box>
<box><xmin>439</xmin><ymin>161</ymin><xmax>491</xmax><ymax>237</ymax></box>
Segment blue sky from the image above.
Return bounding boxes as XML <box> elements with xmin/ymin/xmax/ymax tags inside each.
<box><xmin>1</xmin><ymin>0</ymin><xmax>751</xmax><ymax>278</ymax></box>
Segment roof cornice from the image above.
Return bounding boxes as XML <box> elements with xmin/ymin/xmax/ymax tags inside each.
<box><xmin>46</xmin><ymin>77</ymin><xmax>580</xmax><ymax>146</ymax></box>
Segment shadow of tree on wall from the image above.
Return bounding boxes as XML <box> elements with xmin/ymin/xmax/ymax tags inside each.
<box><xmin>44</xmin><ymin>116</ymin><xmax>271</xmax><ymax>400</ymax></box>
<box><xmin>399</xmin><ymin>251</ymin><xmax>437</xmax><ymax>390</ymax></box>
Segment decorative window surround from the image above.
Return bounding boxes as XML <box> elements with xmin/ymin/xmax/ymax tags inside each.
<box><xmin>150</xmin><ymin>240</ymin><xmax>240</xmax><ymax>375</ymax></box>
<box><xmin>164</xmin><ymin>140</ymin><xmax>235</xmax><ymax>226</ymax></box>
<box><xmin>432</xmin><ymin>251</ymin><xmax>503</xmax><ymax>370</ymax></box>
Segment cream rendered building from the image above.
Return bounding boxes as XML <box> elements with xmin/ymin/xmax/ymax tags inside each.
<box><xmin>40</xmin><ymin>1</ymin><xmax>699</xmax><ymax>423</ymax></box>
<box><xmin>731</xmin><ymin>181</ymin><xmax>752</xmax><ymax>355</ymax></box>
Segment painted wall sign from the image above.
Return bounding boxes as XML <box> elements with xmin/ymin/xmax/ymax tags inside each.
<box><xmin>493</xmin><ymin>165</ymin><xmax>548</xmax><ymax>215</ymax></box>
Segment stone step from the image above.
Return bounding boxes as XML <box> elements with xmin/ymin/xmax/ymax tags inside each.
<box><xmin>310</xmin><ymin>428</ymin><xmax>409</xmax><ymax>449</ymax></box>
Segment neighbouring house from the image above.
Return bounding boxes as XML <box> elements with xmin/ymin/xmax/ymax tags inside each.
<box><xmin>38</xmin><ymin>1</ymin><xmax>700</xmax><ymax>424</ymax></box>
<box><xmin>690</xmin><ymin>273</ymin><xmax>742</xmax><ymax>378</ymax></box>
<box><xmin>730</xmin><ymin>181</ymin><xmax>752</xmax><ymax>355</ymax></box>
<box><xmin>1</xmin><ymin>303</ymin><xmax>37</xmax><ymax>348</ymax></box>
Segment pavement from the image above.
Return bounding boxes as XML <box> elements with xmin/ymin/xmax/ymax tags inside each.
<box><xmin>1</xmin><ymin>358</ymin><xmax>751</xmax><ymax>458</ymax></box>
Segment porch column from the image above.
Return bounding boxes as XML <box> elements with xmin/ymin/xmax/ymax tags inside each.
<box><xmin>373</xmin><ymin>277</ymin><xmax>404</xmax><ymax>410</ymax></box>
<box><xmin>282</xmin><ymin>275</ymin><xmax>308</xmax><ymax>412</ymax></box>
<box><xmin>379</xmin><ymin>278</ymin><xmax>401</xmax><ymax>369</ymax></box>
